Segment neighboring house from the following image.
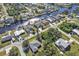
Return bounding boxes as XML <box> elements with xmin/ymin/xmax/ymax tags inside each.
<box><xmin>22</xmin><ymin>21</ymin><xmax>29</xmax><ymax>26</ymax></box>
<box><xmin>23</xmin><ymin>24</ymin><xmax>36</xmax><ymax>35</ymax></box>
<box><xmin>14</xmin><ymin>29</ymin><xmax>25</xmax><ymax>37</ymax></box>
<box><xmin>47</xmin><ymin>16</ymin><xmax>56</xmax><ymax>23</ymax></box>
<box><xmin>72</xmin><ymin>29</ymin><xmax>79</xmax><ymax>36</ymax></box>
<box><xmin>34</xmin><ymin>21</ymin><xmax>44</xmax><ymax>30</ymax></box>
<box><xmin>41</xmin><ymin>20</ymin><xmax>49</xmax><ymax>29</ymax></box>
<box><xmin>29</xmin><ymin>18</ymin><xmax>40</xmax><ymax>24</ymax></box>
<box><xmin>4</xmin><ymin>17</ymin><xmax>15</xmax><ymax>25</ymax></box>
<box><xmin>1</xmin><ymin>35</ymin><xmax>12</xmax><ymax>43</ymax></box>
<box><xmin>29</xmin><ymin>40</ymin><xmax>41</xmax><ymax>53</ymax></box>
<box><xmin>0</xmin><ymin>17</ymin><xmax>4</xmax><ymax>23</ymax></box>
<box><xmin>55</xmin><ymin>38</ymin><xmax>71</xmax><ymax>51</ymax></box>
<box><xmin>47</xmin><ymin>17</ymin><xmax>53</xmax><ymax>23</ymax></box>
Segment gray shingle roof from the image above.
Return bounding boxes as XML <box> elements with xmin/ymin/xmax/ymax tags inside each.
<box><xmin>55</xmin><ymin>38</ymin><xmax>71</xmax><ymax>50</ymax></box>
<box><xmin>29</xmin><ymin>40</ymin><xmax>41</xmax><ymax>53</ymax></box>
<box><xmin>2</xmin><ymin>35</ymin><xmax>12</xmax><ymax>43</ymax></box>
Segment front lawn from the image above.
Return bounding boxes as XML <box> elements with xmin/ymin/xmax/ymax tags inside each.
<box><xmin>0</xmin><ymin>41</ymin><xmax>11</xmax><ymax>48</ymax></box>
<box><xmin>20</xmin><ymin>33</ymin><xmax>28</xmax><ymax>39</ymax></box>
<box><xmin>72</xmin><ymin>34</ymin><xmax>79</xmax><ymax>42</ymax></box>
<box><xmin>61</xmin><ymin>33</ymin><xmax>70</xmax><ymax>40</ymax></box>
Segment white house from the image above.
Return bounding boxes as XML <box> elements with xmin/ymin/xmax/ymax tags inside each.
<box><xmin>55</xmin><ymin>38</ymin><xmax>71</xmax><ymax>51</ymax></box>
<box><xmin>72</xmin><ymin>29</ymin><xmax>79</xmax><ymax>36</ymax></box>
<box><xmin>14</xmin><ymin>29</ymin><xmax>25</xmax><ymax>37</ymax></box>
<box><xmin>29</xmin><ymin>18</ymin><xmax>40</xmax><ymax>24</ymax></box>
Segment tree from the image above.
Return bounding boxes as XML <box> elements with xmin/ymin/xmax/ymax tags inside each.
<box><xmin>42</xmin><ymin>28</ymin><xmax>61</xmax><ymax>43</ymax></box>
<box><xmin>22</xmin><ymin>40</ymin><xmax>29</xmax><ymax>47</ymax></box>
<box><xmin>9</xmin><ymin>46</ymin><xmax>20</xmax><ymax>56</ymax></box>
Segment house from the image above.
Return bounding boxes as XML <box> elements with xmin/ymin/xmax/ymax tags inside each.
<box><xmin>72</xmin><ymin>29</ymin><xmax>79</xmax><ymax>36</ymax></box>
<box><xmin>22</xmin><ymin>21</ymin><xmax>29</xmax><ymax>26</ymax></box>
<box><xmin>47</xmin><ymin>16</ymin><xmax>56</xmax><ymax>23</ymax></box>
<box><xmin>29</xmin><ymin>40</ymin><xmax>41</xmax><ymax>53</ymax></box>
<box><xmin>41</xmin><ymin>20</ymin><xmax>49</xmax><ymax>29</ymax></box>
<box><xmin>1</xmin><ymin>35</ymin><xmax>12</xmax><ymax>43</ymax></box>
<box><xmin>34</xmin><ymin>21</ymin><xmax>43</xmax><ymax>30</ymax></box>
<box><xmin>14</xmin><ymin>29</ymin><xmax>25</xmax><ymax>37</ymax></box>
<box><xmin>55</xmin><ymin>38</ymin><xmax>71</xmax><ymax>51</ymax></box>
<box><xmin>4</xmin><ymin>17</ymin><xmax>15</xmax><ymax>25</ymax></box>
<box><xmin>29</xmin><ymin>18</ymin><xmax>40</xmax><ymax>24</ymax></box>
<box><xmin>47</xmin><ymin>17</ymin><xmax>53</xmax><ymax>23</ymax></box>
<box><xmin>23</xmin><ymin>24</ymin><xmax>36</xmax><ymax>35</ymax></box>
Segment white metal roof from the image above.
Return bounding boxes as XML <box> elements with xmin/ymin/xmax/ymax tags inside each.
<box><xmin>14</xmin><ymin>29</ymin><xmax>25</xmax><ymax>36</ymax></box>
<box><xmin>72</xmin><ymin>29</ymin><xmax>79</xmax><ymax>35</ymax></box>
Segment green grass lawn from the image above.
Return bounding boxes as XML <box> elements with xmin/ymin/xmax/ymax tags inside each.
<box><xmin>10</xmin><ymin>30</ymin><xmax>15</xmax><ymax>35</ymax></box>
<box><xmin>61</xmin><ymin>33</ymin><xmax>70</xmax><ymax>40</ymax></box>
<box><xmin>28</xmin><ymin>36</ymin><xmax>36</xmax><ymax>42</ymax></box>
<box><xmin>0</xmin><ymin>41</ymin><xmax>11</xmax><ymax>48</ymax></box>
<box><xmin>72</xmin><ymin>34</ymin><xmax>79</xmax><ymax>42</ymax></box>
<box><xmin>65</xmin><ymin>42</ymin><xmax>79</xmax><ymax>56</ymax></box>
<box><xmin>20</xmin><ymin>33</ymin><xmax>28</xmax><ymax>39</ymax></box>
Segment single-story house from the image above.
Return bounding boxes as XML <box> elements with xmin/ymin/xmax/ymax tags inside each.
<box><xmin>14</xmin><ymin>29</ymin><xmax>25</xmax><ymax>37</ymax></box>
<box><xmin>34</xmin><ymin>21</ymin><xmax>44</xmax><ymax>30</ymax></box>
<box><xmin>1</xmin><ymin>35</ymin><xmax>12</xmax><ymax>43</ymax></box>
<box><xmin>47</xmin><ymin>17</ymin><xmax>53</xmax><ymax>23</ymax></box>
<box><xmin>29</xmin><ymin>40</ymin><xmax>41</xmax><ymax>53</ymax></box>
<box><xmin>72</xmin><ymin>29</ymin><xmax>79</xmax><ymax>36</ymax></box>
<box><xmin>55</xmin><ymin>38</ymin><xmax>71</xmax><ymax>51</ymax></box>
<box><xmin>4</xmin><ymin>17</ymin><xmax>15</xmax><ymax>24</ymax></box>
<box><xmin>29</xmin><ymin>18</ymin><xmax>40</xmax><ymax>24</ymax></box>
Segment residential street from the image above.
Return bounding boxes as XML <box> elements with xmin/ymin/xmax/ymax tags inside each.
<box><xmin>1</xmin><ymin>3</ymin><xmax>8</xmax><ymax>16</ymax></box>
<box><xmin>0</xmin><ymin>25</ymin><xmax>50</xmax><ymax>56</ymax></box>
